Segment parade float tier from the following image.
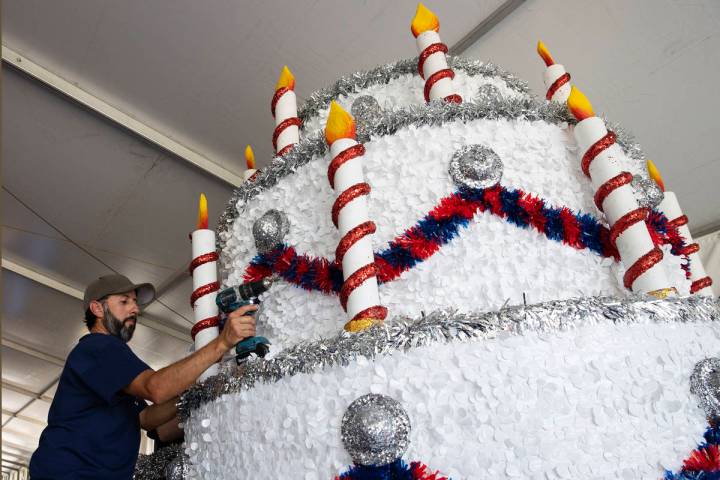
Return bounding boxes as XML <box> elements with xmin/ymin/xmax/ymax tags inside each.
<box><xmin>297</xmin><ymin>57</ymin><xmax>530</xmax><ymax>135</ymax></box>
<box><xmin>180</xmin><ymin>296</ymin><xmax>720</xmax><ymax>480</ymax></box>
<box><xmin>217</xmin><ymin>97</ymin><xmax>689</xmax><ymax>350</ymax></box>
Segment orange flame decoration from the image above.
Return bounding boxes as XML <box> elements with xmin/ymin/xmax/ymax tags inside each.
<box><xmin>411</xmin><ymin>3</ymin><xmax>439</xmax><ymax>38</ymax></box>
<box><xmin>196</xmin><ymin>193</ymin><xmax>209</xmax><ymax>230</ymax></box>
<box><xmin>646</xmin><ymin>160</ymin><xmax>666</xmax><ymax>192</ymax></box>
<box><xmin>567</xmin><ymin>86</ymin><xmax>595</xmax><ymax>121</ymax></box>
<box><xmin>275</xmin><ymin>65</ymin><xmax>295</xmax><ymax>92</ymax></box>
<box><xmin>536</xmin><ymin>40</ymin><xmax>554</xmax><ymax>67</ymax></box>
<box><xmin>325</xmin><ymin>101</ymin><xmax>356</xmax><ymax>144</ymax></box>
<box><xmin>245</xmin><ymin>145</ymin><xmax>256</xmax><ymax>170</ymax></box>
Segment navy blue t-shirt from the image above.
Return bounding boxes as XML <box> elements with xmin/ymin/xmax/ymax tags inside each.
<box><xmin>30</xmin><ymin>333</ymin><xmax>151</xmax><ymax>480</ymax></box>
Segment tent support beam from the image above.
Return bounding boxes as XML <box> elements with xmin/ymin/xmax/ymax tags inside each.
<box><xmin>1</xmin><ymin>45</ymin><xmax>243</xmax><ymax>187</ymax></box>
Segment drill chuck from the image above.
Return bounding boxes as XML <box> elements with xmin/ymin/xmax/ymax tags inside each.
<box><xmin>215</xmin><ymin>277</ymin><xmax>275</xmax><ymax>313</ymax></box>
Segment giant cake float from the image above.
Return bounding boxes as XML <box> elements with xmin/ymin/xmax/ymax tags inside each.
<box><xmin>137</xmin><ymin>4</ymin><xmax>718</xmax><ymax>479</ymax></box>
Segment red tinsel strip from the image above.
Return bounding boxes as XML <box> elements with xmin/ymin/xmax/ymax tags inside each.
<box><xmin>623</xmin><ymin>247</ymin><xmax>663</xmax><ymax>289</ymax></box>
<box><xmin>272</xmin><ymin>117</ymin><xmax>302</xmax><ymax>151</ymax></box>
<box><xmin>668</xmin><ymin>214</ymin><xmax>689</xmax><ymax>228</ymax></box>
<box><xmin>332</xmin><ymin>183</ymin><xmax>371</xmax><ymax>228</ymax></box>
<box><xmin>424</xmin><ymin>68</ymin><xmax>455</xmax><ymax>102</ymax></box>
<box><xmin>274</xmin><ymin>247</ymin><xmax>297</xmax><ymax>274</ymax></box>
<box><xmin>593</xmin><ymin>172</ymin><xmax>633</xmax><ymax>212</ymax></box>
<box><xmin>691</xmin><ymin>276</ymin><xmax>714</xmax><ymax>294</ymax></box>
<box><xmin>410</xmin><ymin>461</ymin><xmax>449</xmax><ymax>480</ymax></box>
<box><xmin>351</xmin><ymin>305</ymin><xmax>388</xmax><ymax>322</ymax></box>
<box><xmin>443</xmin><ymin>94</ymin><xmax>463</xmax><ymax>104</ymax></box>
<box><xmin>483</xmin><ymin>185</ymin><xmax>505</xmax><ymax>217</ymax></box>
<box><xmin>276</xmin><ymin>143</ymin><xmax>294</xmax><ymax>157</ymax></box>
<box><xmin>680</xmin><ymin>242</ymin><xmax>700</xmax><ymax>256</ymax></box>
<box><xmin>560</xmin><ymin>207</ymin><xmax>583</xmax><ymax>248</ymax></box>
<box><xmin>327</xmin><ymin>144</ymin><xmax>366</xmax><ymax>189</ymax></box>
<box><xmin>430</xmin><ymin>193</ymin><xmax>476</xmax><ymax>221</ymax></box>
<box><xmin>418</xmin><ymin>42</ymin><xmax>448</xmax><ymax>78</ymax></box>
<box><xmin>270</xmin><ymin>87</ymin><xmax>290</xmax><ymax>118</ymax></box>
<box><xmin>610</xmin><ymin>207</ymin><xmax>648</xmax><ymax>247</ymax></box>
<box><xmin>336</xmin><ymin>221</ymin><xmax>376</xmax><ymax>264</ymax></box>
<box><xmin>190</xmin><ymin>281</ymin><xmax>220</xmax><ymax>307</ymax></box>
<box><xmin>581</xmin><ymin>130</ymin><xmax>617</xmax><ymax>177</ymax></box>
<box><xmin>519</xmin><ymin>193</ymin><xmax>546</xmax><ymax>232</ymax></box>
<box><xmin>189</xmin><ymin>252</ymin><xmax>219</xmax><ymax>275</ymax></box>
<box><xmin>546</xmin><ymin>72</ymin><xmax>571</xmax><ymax>101</ymax></box>
<box><xmin>314</xmin><ymin>258</ymin><xmax>334</xmax><ymax>294</ymax></box>
<box><xmin>339</xmin><ymin>263</ymin><xmax>378</xmax><ymax>311</ymax></box>
<box><xmin>400</xmin><ymin>227</ymin><xmax>441</xmax><ymax>259</ymax></box>
<box><xmin>190</xmin><ymin>315</ymin><xmax>220</xmax><ymax>340</ymax></box>
<box><xmin>683</xmin><ymin>444</ymin><xmax>720</xmax><ymax>472</ymax></box>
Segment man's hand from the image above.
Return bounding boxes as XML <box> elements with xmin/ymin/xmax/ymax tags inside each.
<box><xmin>218</xmin><ymin>303</ymin><xmax>257</xmax><ymax>352</ymax></box>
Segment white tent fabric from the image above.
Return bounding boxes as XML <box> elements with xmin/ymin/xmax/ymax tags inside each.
<box><xmin>698</xmin><ymin>230</ymin><xmax>720</xmax><ymax>297</ymax></box>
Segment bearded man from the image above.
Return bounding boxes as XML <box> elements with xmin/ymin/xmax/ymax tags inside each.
<box><xmin>29</xmin><ymin>274</ymin><xmax>256</xmax><ymax>479</ymax></box>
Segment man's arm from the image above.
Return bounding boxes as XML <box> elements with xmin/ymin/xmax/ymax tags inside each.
<box><xmin>155</xmin><ymin>418</ymin><xmax>183</xmax><ymax>443</ymax></box>
<box><xmin>125</xmin><ymin>304</ymin><xmax>257</xmax><ymax>404</ymax></box>
<box><xmin>139</xmin><ymin>397</ymin><xmax>178</xmax><ymax>431</ymax></box>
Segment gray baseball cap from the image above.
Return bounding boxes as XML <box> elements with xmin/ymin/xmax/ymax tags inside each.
<box><xmin>83</xmin><ymin>274</ymin><xmax>156</xmax><ymax>311</ymax></box>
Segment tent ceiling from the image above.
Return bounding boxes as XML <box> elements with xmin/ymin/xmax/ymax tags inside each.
<box><xmin>3</xmin><ymin>0</ymin><xmax>506</xmax><ymax>171</ymax></box>
<box><xmin>2</xmin><ymin>0</ymin><xmax>719</xmax><ymax>468</ymax></box>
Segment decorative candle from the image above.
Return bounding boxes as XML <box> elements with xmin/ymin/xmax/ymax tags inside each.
<box><xmin>536</xmin><ymin>41</ymin><xmax>572</xmax><ymax>103</ymax></box>
<box><xmin>411</xmin><ymin>3</ymin><xmax>461</xmax><ymax>104</ymax></box>
<box><xmin>243</xmin><ymin>144</ymin><xmax>257</xmax><ymax>182</ymax></box>
<box><xmin>649</xmin><ymin>160</ymin><xmax>714</xmax><ymax>297</ymax></box>
<box><xmin>324</xmin><ymin>101</ymin><xmax>387</xmax><ymax>332</ymax></box>
<box><xmin>190</xmin><ymin>193</ymin><xmax>220</xmax><ymax>380</ymax></box>
<box><xmin>271</xmin><ymin>65</ymin><xmax>301</xmax><ymax>156</ymax></box>
<box><xmin>567</xmin><ymin>87</ymin><xmax>671</xmax><ymax>296</ymax></box>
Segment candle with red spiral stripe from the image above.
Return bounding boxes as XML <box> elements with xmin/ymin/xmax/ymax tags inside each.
<box><xmin>411</xmin><ymin>3</ymin><xmax>461</xmax><ymax>104</ymax></box>
<box><xmin>568</xmin><ymin>87</ymin><xmax>671</xmax><ymax>296</ymax></box>
<box><xmin>325</xmin><ymin>101</ymin><xmax>387</xmax><ymax>332</ymax></box>
<box><xmin>272</xmin><ymin>66</ymin><xmax>301</xmax><ymax>156</ymax></box>
<box><xmin>649</xmin><ymin>161</ymin><xmax>714</xmax><ymax>297</ymax></box>
<box><xmin>191</xmin><ymin>193</ymin><xmax>220</xmax><ymax>380</ymax></box>
<box><xmin>536</xmin><ymin>41</ymin><xmax>572</xmax><ymax>103</ymax></box>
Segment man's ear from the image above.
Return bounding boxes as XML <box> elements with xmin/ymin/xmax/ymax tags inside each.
<box><xmin>89</xmin><ymin>300</ymin><xmax>104</xmax><ymax>319</ymax></box>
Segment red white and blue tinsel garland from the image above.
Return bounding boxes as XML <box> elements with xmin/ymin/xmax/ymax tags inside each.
<box><xmin>335</xmin><ymin>459</ymin><xmax>448</xmax><ymax>480</ymax></box>
<box><xmin>666</xmin><ymin>425</ymin><xmax>720</xmax><ymax>479</ymax></box>
<box><xmin>243</xmin><ymin>184</ymin><xmax>687</xmax><ymax>293</ymax></box>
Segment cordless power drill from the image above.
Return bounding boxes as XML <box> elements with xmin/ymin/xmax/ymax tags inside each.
<box><xmin>215</xmin><ymin>277</ymin><xmax>274</xmax><ymax>362</ymax></box>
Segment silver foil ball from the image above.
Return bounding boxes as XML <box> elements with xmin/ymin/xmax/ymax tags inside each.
<box><xmin>449</xmin><ymin>144</ymin><xmax>504</xmax><ymax>189</ymax></box>
<box><xmin>351</xmin><ymin>95</ymin><xmax>384</xmax><ymax>142</ymax></box>
<box><xmin>690</xmin><ymin>358</ymin><xmax>720</xmax><ymax>421</ymax></box>
<box><xmin>631</xmin><ymin>175</ymin><xmax>664</xmax><ymax>209</ymax></box>
<box><xmin>253</xmin><ymin>209</ymin><xmax>290</xmax><ymax>254</ymax></box>
<box><xmin>341</xmin><ymin>393</ymin><xmax>411</xmax><ymax>466</ymax></box>
<box><xmin>164</xmin><ymin>455</ymin><xmax>188</xmax><ymax>480</ymax></box>
<box><xmin>476</xmin><ymin>83</ymin><xmax>502</xmax><ymax>104</ymax></box>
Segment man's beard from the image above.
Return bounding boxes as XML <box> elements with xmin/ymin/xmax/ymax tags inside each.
<box><xmin>102</xmin><ymin>303</ymin><xmax>136</xmax><ymax>342</ymax></box>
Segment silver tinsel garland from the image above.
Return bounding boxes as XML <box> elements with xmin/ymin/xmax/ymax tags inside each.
<box><xmin>178</xmin><ymin>295</ymin><xmax>719</xmax><ymax>420</ymax></box>
<box><xmin>297</xmin><ymin>56</ymin><xmax>531</xmax><ymax>123</ymax></box>
<box><xmin>134</xmin><ymin>444</ymin><xmax>184</xmax><ymax>480</ymax></box>
<box><xmin>216</xmin><ymin>94</ymin><xmax>648</xmax><ymax>259</ymax></box>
